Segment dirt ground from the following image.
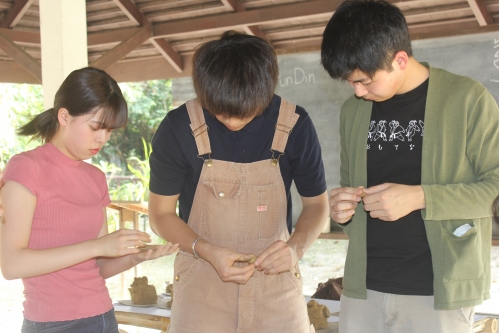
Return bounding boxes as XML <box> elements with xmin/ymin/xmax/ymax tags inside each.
<box><xmin>0</xmin><ymin>241</ymin><xmax>497</xmax><ymax>333</ymax></box>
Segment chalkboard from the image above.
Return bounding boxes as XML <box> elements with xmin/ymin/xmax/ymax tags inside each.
<box><xmin>172</xmin><ymin>31</ymin><xmax>499</xmax><ymax>228</ymax></box>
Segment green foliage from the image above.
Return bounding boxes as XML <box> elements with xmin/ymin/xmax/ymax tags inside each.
<box><xmin>125</xmin><ymin>138</ymin><xmax>152</xmax><ymax>201</ymax></box>
<box><xmin>0</xmin><ymin>79</ymin><xmax>173</xmax><ymax>174</ymax></box>
<box><xmin>0</xmin><ymin>83</ymin><xmax>44</xmax><ymax>169</ymax></box>
<box><xmin>93</xmin><ymin>138</ymin><xmax>152</xmax><ymax>202</ymax></box>
<box><xmin>99</xmin><ymin>80</ymin><xmax>173</xmax><ymax>168</ymax></box>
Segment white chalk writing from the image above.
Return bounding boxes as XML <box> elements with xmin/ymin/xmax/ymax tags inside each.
<box><xmin>279</xmin><ymin>68</ymin><xmax>316</xmax><ymax>87</ymax></box>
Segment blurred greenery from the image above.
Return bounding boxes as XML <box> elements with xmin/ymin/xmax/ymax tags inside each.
<box><xmin>0</xmin><ymin>83</ymin><xmax>44</xmax><ymax>169</ymax></box>
<box><xmin>0</xmin><ymin>79</ymin><xmax>173</xmax><ymax>198</ymax></box>
<box><xmin>101</xmin><ymin>80</ymin><xmax>173</xmax><ymax>168</ymax></box>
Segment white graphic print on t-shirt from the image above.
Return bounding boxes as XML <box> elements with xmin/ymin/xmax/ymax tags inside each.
<box><xmin>406</xmin><ymin>120</ymin><xmax>420</xmax><ymax>141</ymax></box>
<box><xmin>389</xmin><ymin>120</ymin><xmax>405</xmax><ymax>141</ymax></box>
<box><xmin>373</xmin><ymin>120</ymin><xmax>387</xmax><ymax>141</ymax></box>
<box><xmin>367</xmin><ymin>119</ymin><xmax>424</xmax><ymax>150</ymax></box>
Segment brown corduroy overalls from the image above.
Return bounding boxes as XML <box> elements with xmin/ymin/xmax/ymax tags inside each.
<box><xmin>168</xmin><ymin>98</ymin><xmax>314</xmax><ymax>333</ymax></box>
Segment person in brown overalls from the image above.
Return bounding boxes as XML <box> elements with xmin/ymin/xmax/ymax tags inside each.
<box><xmin>149</xmin><ymin>31</ymin><xmax>329</xmax><ymax>333</ymax></box>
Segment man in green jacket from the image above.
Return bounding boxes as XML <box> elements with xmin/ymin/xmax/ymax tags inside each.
<box><xmin>320</xmin><ymin>1</ymin><xmax>499</xmax><ymax>332</ymax></box>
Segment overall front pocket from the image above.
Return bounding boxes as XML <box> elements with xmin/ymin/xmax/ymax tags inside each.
<box><xmin>200</xmin><ymin>180</ymin><xmax>241</xmax><ymax>240</ymax></box>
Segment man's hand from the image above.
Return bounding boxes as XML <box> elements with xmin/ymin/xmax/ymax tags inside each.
<box><xmin>362</xmin><ymin>183</ymin><xmax>425</xmax><ymax>221</ymax></box>
<box><xmin>199</xmin><ymin>241</ymin><xmax>256</xmax><ymax>284</ymax></box>
<box><xmin>254</xmin><ymin>240</ymin><xmax>295</xmax><ymax>275</ymax></box>
<box><xmin>329</xmin><ymin>187</ymin><xmax>364</xmax><ymax>223</ymax></box>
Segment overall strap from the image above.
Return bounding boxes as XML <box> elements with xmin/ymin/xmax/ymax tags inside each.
<box><xmin>186</xmin><ymin>99</ymin><xmax>212</xmax><ymax>156</ymax></box>
<box><xmin>271</xmin><ymin>98</ymin><xmax>300</xmax><ymax>154</ymax></box>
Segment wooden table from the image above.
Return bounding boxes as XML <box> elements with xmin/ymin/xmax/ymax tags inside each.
<box><xmin>115</xmin><ymin>311</ymin><xmax>170</xmax><ymax>333</ymax></box>
<box><xmin>115</xmin><ymin>297</ymin><xmax>499</xmax><ymax>333</ymax></box>
<box><xmin>114</xmin><ymin>297</ymin><xmax>340</xmax><ymax>332</ymax></box>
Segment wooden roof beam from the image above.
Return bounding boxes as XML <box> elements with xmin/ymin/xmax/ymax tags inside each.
<box><xmin>466</xmin><ymin>0</ymin><xmax>494</xmax><ymax>26</ymax></box>
<box><xmin>112</xmin><ymin>0</ymin><xmax>184</xmax><ymax>72</ymax></box>
<box><xmin>220</xmin><ymin>0</ymin><xmax>245</xmax><ymax>13</ymax></box>
<box><xmin>153</xmin><ymin>0</ymin><xmax>340</xmax><ymax>38</ymax></box>
<box><xmin>150</xmin><ymin>38</ymin><xmax>183</xmax><ymax>73</ymax></box>
<box><xmin>221</xmin><ymin>0</ymin><xmax>268</xmax><ymax>41</ymax></box>
<box><xmin>0</xmin><ymin>27</ymin><xmax>39</xmax><ymax>45</ymax></box>
<box><xmin>242</xmin><ymin>25</ymin><xmax>267</xmax><ymax>40</ymax></box>
<box><xmin>112</xmin><ymin>0</ymin><xmax>149</xmax><ymax>26</ymax></box>
<box><xmin>5</xmin><ymin>1</ymin><xmax>337</xmax><ymax>46</ymax></box>
<box><xmin>0</xmin><ymin>0</ymin><xmax>34</xmax><ymax>29</ymax></box>
<box><xmin>90</xmin><ymin>25</ymin><xmax>152</xmax><ymax>70</ymax></box>
<box><xmin>0</xmin><ymin>30</ymin><xmax>41</xmax><ymax>82</ymax></box>
<box><xmin>409</xmin><ymin>19</ymin><xmax>498</xmax><ymax>40</ymax></box>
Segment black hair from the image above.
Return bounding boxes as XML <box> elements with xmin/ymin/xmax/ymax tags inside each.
<box><xmin>321</xmin><ymin>0</ymin><xmax>413</xmax><ymax>80</ymax></box>
<box><xmin>18</xmin><ymin>67</ymin><xmax>128</xmax><ymax>143</ymax></box>
<box><xmin>192</xmin><ymin>30</ymin><xmax>279</xmax><ymax>118</ymax></box>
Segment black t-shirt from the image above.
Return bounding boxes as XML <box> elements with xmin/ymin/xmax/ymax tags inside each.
<box><xmin>366</xmin><ymin>79</ymin><xmax>434</xmax><ymax>295</ymax></box>
<box><xmin>149</xmin><ymin>94</ymin><xmax>327</xmax><ymax>233</ymax></box>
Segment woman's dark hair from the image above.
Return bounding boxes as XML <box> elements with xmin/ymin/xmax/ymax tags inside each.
<box><xmin>18</xmin><ymin>67</ymin><xmax>128</xmax><ymax>143</ymax></box>
<box><xmin>321</xmin><ymin>0</ymin><xmax>413</xmax><ymax>80</ymax></box>
<box><xmin>192</xmin><ymin>31</ymin><xmax>278</xmax><ymax>118</ymax></box>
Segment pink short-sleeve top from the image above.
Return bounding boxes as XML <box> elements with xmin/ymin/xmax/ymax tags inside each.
<box><xmin>1</xmin><ymin>143</ymin><xmax>113</xmax><ymax>322</ymax></box>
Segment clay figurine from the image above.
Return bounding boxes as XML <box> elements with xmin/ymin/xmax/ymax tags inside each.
<box><xmin>166</xmin><ymin>283</ymin><xmax>174</xmax><ymax>308</ymax></box>
<box><xmin>307</xmin><ymin>299</ymin><xmax>330</xmax><ymax>330</ymax></box>
<box><xmin>129</xmin><ymin>276</ymin><xmax>157</xmax><ymax>305</ymax></box>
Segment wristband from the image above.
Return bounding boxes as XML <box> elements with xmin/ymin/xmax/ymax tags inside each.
<box><xmin>192</xmin><ymin>237</ymin><xmax>202</xmax><ymax>259</ymax></box>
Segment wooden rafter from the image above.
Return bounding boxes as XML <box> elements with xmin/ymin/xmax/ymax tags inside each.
<box><xmin>0</xmin><ymin>0</ymin><xmax>498</xmax><ymax>84</ymax></box>
<box><xmin>110</xmin><ymin>0</ymin><xmax>184</xmax><ymax>72</ymax></box>
<box><xmin>466</xmin><ymin>0</ymin><xmax>494</xmax><ymax>26</ymax></box>
<box><xmin>409</xmin><ymin>19</ymin><xmax>498</xmax><ymax>40</ymax></box>
<box><xmin>87</xmin><ymin>0</ymin><xmax>153</xmax><ymax>70</ymax></box>
<box><xmin>0</xmin><ymin>0</ymin><xmax>34</xmax><ymax>29</ymax></box>
<box><xmin>112</xmin><ymin>0</ymin><xmax>148</xmax><ymax>26</ymax></box>
<box><xmin>220</xmin><ymin>0</ymin><xmax>245</xmax><ymax>12</ymax></box>
<box><xmin>242</xmin><ymin>26</ymin><xmax>267</xmax><ymax>40</ymax></box>
<box><xmin>150</xmin><ymin>38</ymin><xmax>183</xmax><ymax>73</ymax></box>
<box><xmin>153</xmin><ymin>0</ymin><xmax>339</xmax><ymax>38</ymax></box>
<box><xmin>88</xmin><ymin>27</ymin><xmax>141</xmax><ymax>48</ymax></box>
<box><xmin>221</xmin><ymin>0</ymin><xmax>268</xmax><ymax>41</ymax></box>
<box><xmin>0</xmin><ymin>28</ymin><xmax>39</xmax><ymax>45</ymax></box>
<box><xmin>90</xmin><ymin>25</ymin><xmax>152</xmax><ymax>70</ymax></box>
<box><xmin>0</xmin><ymin>30</ymin><xmax>41</xmax><ymax>82</ymax></box>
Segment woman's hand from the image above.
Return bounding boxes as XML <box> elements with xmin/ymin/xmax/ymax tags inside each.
<box><xmin>254</xmin><ymin>240</ymin><xmax>296</xmax><ymax>275</ymax></box>
<box><xmin>93</xmin><ymin>229</ymin><xmax>152</xmax><ymax>258</ymax></box>
<box><xmin>130</xmin><ymin>242</ymin><xmax>179</xmax><ymax>264</ymax></box>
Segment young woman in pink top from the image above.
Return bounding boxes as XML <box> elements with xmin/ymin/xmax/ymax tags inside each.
<box><xmin>0</xmin><ymin>67</ymin><xmax>178</xmax><ymax>333</ymax></box>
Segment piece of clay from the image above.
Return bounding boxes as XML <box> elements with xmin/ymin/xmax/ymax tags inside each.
<box><xmin>138</xmin><ymin>244</ymin><xmax>162</xmax><ymax>252</ymax></box>
<box><xmin>236</xmin><ymin>254</ymin><xmax>257</xmax><ymax>264</ymax></box>
<box><xmin>165</xmin><ymin>283</ymin><xmax>174</xmax><ymax>308</ymax></box>
<box><xmin>307</xmin><ymin>299</ymin><xmax>330</xmax><ymax>330</ymax></box>
<box><xmin>246</xmin><ymin>255</ymin><xmax>257</xmax><ymax>264</ymax></box>
<box><xmin>129</xmin><ymin>276</ymin><xmax>157</xmax><ymax>305</ymax></box>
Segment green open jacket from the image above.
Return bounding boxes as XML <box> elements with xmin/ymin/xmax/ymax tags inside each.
<box><xmin>339</xmin><ymin>64</ymin><xmax>499</xmax><ymax>310</ymax></box>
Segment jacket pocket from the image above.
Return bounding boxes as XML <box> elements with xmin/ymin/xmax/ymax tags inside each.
<box><xmin>442</xmin><ymin>222</ymin><xmax>483</xmax><ymax>282</ymax></box>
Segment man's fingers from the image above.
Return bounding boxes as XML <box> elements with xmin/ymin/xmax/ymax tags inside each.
<box><xmin>220</xmin><ymin>264</ymin><xmax>255</xmax><ymax>283</ymax></box>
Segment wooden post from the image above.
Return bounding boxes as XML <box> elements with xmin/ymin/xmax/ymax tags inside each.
<box><xmin>119</xmin><ymin>207</ymin><xmax>139</xmax><ymax>298</ymax></box>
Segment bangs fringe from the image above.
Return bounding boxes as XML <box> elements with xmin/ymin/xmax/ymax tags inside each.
<box><xmin>95</xmin><ymin>97</ymin><xmax>128</xmax><ymax>130</ymax></box>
